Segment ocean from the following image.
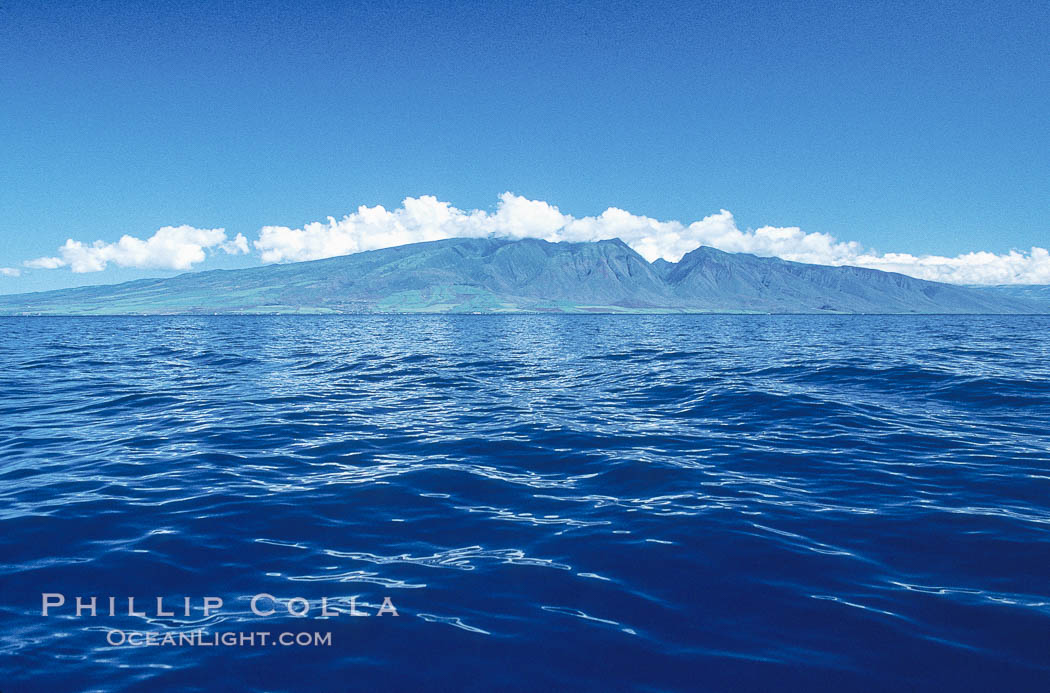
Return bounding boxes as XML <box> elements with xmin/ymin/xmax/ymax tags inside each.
<box><xmin>2</xmin><ymin>315</ymin><xmax>1049</xmax><ymax>691</ymax></box>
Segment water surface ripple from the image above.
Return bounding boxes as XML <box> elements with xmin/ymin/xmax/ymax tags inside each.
<box><xmin>1</xmin><ymin>315</ymin><xmax>1049</xmax><ymax>691</ymax></box>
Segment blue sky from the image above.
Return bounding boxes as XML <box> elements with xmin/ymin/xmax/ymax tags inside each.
<box><xmin>2</xmin><ymin>0</ymin><xmax>1048</xmax><ymax>291</ymax></box>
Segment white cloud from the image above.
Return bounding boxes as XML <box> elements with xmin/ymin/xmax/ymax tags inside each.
<box><xmin>253</xmin><ymin>193</ymin><xmax>1050</xmax><ymax>285</ymax></box>
<box><xmin>26</xmin><ymin>226</ymin><xmax>248</xmax><ymax>273</ymax></box>
<box><xmin>220</xmin><ymin>233</ymin><xmax>250</xmax><ymax>255</ymax></box>
<box><xmin>254</xmin><ymin>196</ymin><xmax>491</xmax><ymax>263</ymax></box>
<box><xmin>18</xmin><ymin>196</ymin><xmax>1049</xmax><ymax>285</ymax></box>
<box><xmin>844</xmin><ymin>247</ymin><xmax>1050</xmax><ymax>285</ymax></box>
<box><xmin>23</xmin><ymin>256</ymin><xmax>65</xmax><ymax>269</ymax></box>
<box><xmin>0</xmin><ymin>267</ymin><xmax>20</xmax><ymax>277</ymax></box>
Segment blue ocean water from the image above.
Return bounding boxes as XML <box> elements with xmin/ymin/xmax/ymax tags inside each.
<box><xmin>1</xmin><ymin>315</ymin><xmax>1049</xmax><ymax>692</ymax></box>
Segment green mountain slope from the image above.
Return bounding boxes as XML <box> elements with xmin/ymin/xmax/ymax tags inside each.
<box><xmin>0</xmin><ymin>237</ymin><xmax>1043</xmax><ymax>315</ymax></box>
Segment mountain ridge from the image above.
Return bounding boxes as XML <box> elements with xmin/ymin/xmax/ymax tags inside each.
<box><xmin>0</xmin><ymin>237</ymin><xmax>1043</xmax><ymax>315</ymax></box>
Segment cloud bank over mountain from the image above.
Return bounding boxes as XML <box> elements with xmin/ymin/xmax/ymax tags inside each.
<box><xmin>253</xmin><ymin>194</ymin><xmax>1050</xmax><ymax>285</ymax></box>
<box><xmin>23</xmin><ymin>194</ymin><xmax>1050</xmax><ymax>285</ymax></box>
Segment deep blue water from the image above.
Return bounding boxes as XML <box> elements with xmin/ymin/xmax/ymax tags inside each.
<box><xmin>2</xmin><ymin>315</ymin><xmax>1049</xmax><ymax>692</ymax></box>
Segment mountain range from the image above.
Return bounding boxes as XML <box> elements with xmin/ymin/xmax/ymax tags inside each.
<box><xmin>0</xmin><ymin>237</ymin><xmax>1045</xmax><ymax>314</ymax></box>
